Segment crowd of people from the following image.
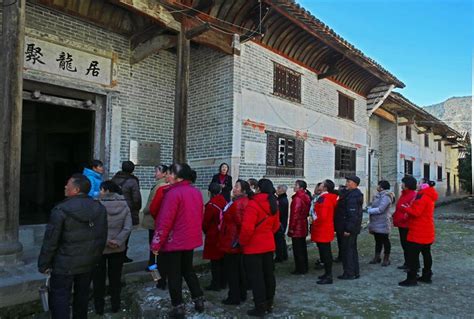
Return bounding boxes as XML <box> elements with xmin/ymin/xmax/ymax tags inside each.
<box><xmin>38</xmin><ymin>161</ymin><xmax>438</xmax><ymax>319</ymax></box>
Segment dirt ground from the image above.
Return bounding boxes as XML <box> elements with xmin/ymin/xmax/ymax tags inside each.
<box><xmin>89</xmin><ymin>199</ymin><xmax>474</xmax><ymax>318</ymax></box>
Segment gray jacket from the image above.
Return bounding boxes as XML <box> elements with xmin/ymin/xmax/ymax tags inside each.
<box><xmin>100</xmin><ymin>193</ymin><xmax>132</xmax><ymax>254</ymax></box>
<box><xmin>141</xmin><ymin>178</ymin><xmax>167</xmax><ymax>230</ymax></box>
<box><xmin>368</xmin><ymin>190</ymin><xmax>394</xmax><ymax>234</ymax></box>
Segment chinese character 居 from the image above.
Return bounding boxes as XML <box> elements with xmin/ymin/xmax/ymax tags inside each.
<box><xmin>25</xmin><ymin>43</ymin><xmax>45</xmax><ymax>65</ymax></box>
<box><xmin>86</xmin><ymin>61</ymin><xmax>100</xmax><ymax>77</ymax></box>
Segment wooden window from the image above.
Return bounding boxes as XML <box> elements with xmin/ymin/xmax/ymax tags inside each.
<box><xmin>423</xmin><ymin>164</ymin><xmax>430</xmax><ymax>180</ymax></box>
<box><xmin>266</xmin><ymin>131</ymin><xmax>304</xmax><ymax>176</ymax></box>
<box><xmin>404</xmin><ymin>160</ymin><xmax>413</xmax><ymax>176</ymax></box>
<box><xmin>338</xmin><ymin>92</ymin><xmax>355</xmax><ymax>121</ymax></box>
<box><xmin>406</xmin><ymin>126</ymin><xmax>412</xmax><ymax>141</ymax></box>
<box><xmin>438</xmin><ymin>140</ymin><xmax>442</xmax><ymax>152</ymax></box>
<box><xmin>273</xmin><ymin>62</ymin><xmax>301</xmax><ymax>102</ymax></box>
<box><xmin>424</xmin><ymin>134</ymin><xmax>429</xmax><ymax>147</ymax></box>
<box><xmin>437</xmin><ymin>166</ymin><xmax>442</xmax><ymax>181</ymax></box>
<box><xmin>335</xmin><ymin>145</ymin><xmax>356</xmax><ymax>178</ymax></box>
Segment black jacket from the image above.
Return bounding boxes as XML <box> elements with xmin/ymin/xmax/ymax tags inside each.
<box><xmin>38</xmin><ymin>194</ymin><xmax>107</xmax><ymax>275</ymax></box>
<box><xmin>334</xmin><ymin>188</ymin><xmax>364</xmax><ymax>234</ymax></box>
<box><xmin>112</xmin><ymin>171</ymin><xmax>142</xmax><ymax>225</ymax></box>
<box><xmin>210</xmin><ymin>174</ymin><xmax>233</xmax><ymax>202</ymax></box>
<box><xmin>277</xmin><ymin>193</ymin><xmax>289</xmax><ymax>232</ymax></box>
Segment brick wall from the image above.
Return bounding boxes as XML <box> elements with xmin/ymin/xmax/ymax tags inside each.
<box><xmin>21</xmin><ymin>3</ymin><xmax>176</xmax><ymax>190</ymax></box>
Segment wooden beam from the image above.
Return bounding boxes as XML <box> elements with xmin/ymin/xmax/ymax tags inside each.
<box><xmin>398</xmin><ymin>120</ymin><xmax>414</xmax><ymax>126</ymax></box>
<box><xmin>373</xmin><ymin>107</ymin><xmax>396</xmax><ymax>123</ymax></box>
<box><xmin>130</xmin><ymin>34</ymin><xmax>177</xmax><ymax>64</ymax></box>
<box><xmin>173</xmin><ymin>22</ymin><xmax>190</xmax><ymax>163</ymax></box>
<box><xmin>0</xmin><ymin>0</ymin><xmax>25</xmax><ymax>263</ymax></box>
<box><xmin>182</xmin><ymin>18</ymin><xmax>236</xmax><ymax>55</ymax></box>
<box><xmin>185</xmin><ymin>22</ymin><xmax>211</xmax><ymax>39</ymax></box>
<box><xmin>113</xmin><ymin>0</ymin><xmax>180</xmax><ymax>32</ymax></box>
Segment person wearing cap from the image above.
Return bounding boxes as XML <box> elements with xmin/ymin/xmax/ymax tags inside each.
<box><xmin>334</xmin><ymin>175</ymin><xmax>364</xmax><ymax>280</ymax></box>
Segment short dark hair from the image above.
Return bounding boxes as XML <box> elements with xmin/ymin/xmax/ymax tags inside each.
<box><xmin>218</xmin><ymin>162</ymin><xmax>230</xmax><ymax>174</ymax></box>
<box><xmin>155</xmin><ymin>164</ymin><xmax>169</xmax><ymax>173</ymax></box>
<box><xmin>378</xmin><ymin>180</ymin><xmax>391</xmax><ymax>190</ymax></box>
<box><xmin>401</xmin><ymin>176</ymin><xmax>417</xmax><ymax>190</ymax></box>
<box><xmin>170</xmin><ymin>163</ymin><xmax>197</xmax><ymax>183</ymax></box>
<box><xmin>208</xmin><ymin>182</ymin><xmax>221</xmax><ymax>195</ymax></box>
<box><xmin>70</xmin><ymin>174</ymin><xmax>91</xmax><ymax>194</ymax></box>
<box><xmin>322</xmin><ymin>179</ymin><xmax>336</xmax><ymax>193</ymax></box>
<box><xmin>295</xmin><ymin>180</ymin><xmax>307</xmax><ymax>190</ymax></box>
<box><xmin>122</xmin><ymin>161</ymin><xmax>135</xmax><ymax>173</ymax></box>
<box><xmin>100</xmin><ymin>180</ymin><xmax>122</xmax><ymax>194</ymax></box>
<box><xmin>91</xmin><ymin>159</ymin><xmax>103</xmax><ymax>169</ymax></box>
<box><xmin>236</xmin><ymin>179</ymin><xmax>253</xmax><ymax>197</ymax></box>
<box><xmin>248</xmin><ymin>178</ymin><xmax>258</xmax><ymax>188</ymax></box>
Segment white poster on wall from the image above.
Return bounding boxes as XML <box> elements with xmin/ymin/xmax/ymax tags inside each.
<box><xmin>244</xmin><ymin>141</ymin><xmax>266</xmax><ymax>164</ymax></box>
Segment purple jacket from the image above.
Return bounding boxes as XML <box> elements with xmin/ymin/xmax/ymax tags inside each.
<box><xmin>151</xmin><ymin>181</ymin><xmax>204</xmax><ymax>252</ymax></box>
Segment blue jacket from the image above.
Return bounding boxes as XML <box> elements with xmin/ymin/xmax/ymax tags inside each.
<box><xmin>83</xmin><ymin>168</ymin><xmax>103</xmax><ymax>199</ymax></box>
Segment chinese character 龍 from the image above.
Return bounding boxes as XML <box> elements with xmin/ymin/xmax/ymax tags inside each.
<box><xmin>56</xmin><ymin>52</ymin><xmax>77</xmax><ymax>72</ymax></box>
<box><xmin>25</xmin><ymin>43</ymin><xmax>45</xmax><ymax>65</ymax></box>
<box><xmin>85</xmin><ymin>61</ymin><xmax>100</xmax><ymax>77</ymax></box>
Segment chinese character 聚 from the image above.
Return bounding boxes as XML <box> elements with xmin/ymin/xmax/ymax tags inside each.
<box><xmin>25</xmin><ymin>43</ymin><xmax>45</xmax><ymax>65</ymax></box>
<box><xmin>85</xmin><ymin>61</ymin><xmax>100</xmax><ymax>77</ymax></box>
<box><xmin>56</xmin><ymin>52</ymin><xmax>77</xmax><ymax>72</ymax></box>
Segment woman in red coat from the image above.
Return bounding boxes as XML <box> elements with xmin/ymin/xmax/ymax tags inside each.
<box><xmin>392</xmin><ymin>175</ymin><xmax>417</xmax><ymax>270</ymax></box>
<box><xmin>202</xmin><ymin>183</ymin><xmax>227</xmax><ymax>291</ymax></box>
<box><xmin>399</xmin><ymin>180</ymin><xmax>438</xmax><ymax>287</ymax></box>
<box><xmin>240</xmin><ymin>179</ymin><xmax>280</xmax><ymax>317</ymax></box>
<box><xmin>218</xmin><ymin>180</ymin><xmax>252</xmax><ymax>305</ymax></box>
<box><xmin>310</xmin><ymin>179</ymin><xmax>338</xmax><ymax>284</ymax></box>
<box><xmin>288</xmin><ymin>180</ymin><xmax>311</xmax><ymax>275</ymax></box>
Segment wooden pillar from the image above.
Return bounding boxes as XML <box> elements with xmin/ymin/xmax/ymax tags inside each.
<box><xmin>172</xmin><ymin>21</ymin><xmax>190</xmax><ymax>163</ymax></box>
<box><xmin>0</xmin><ymin>0</ymin><xmax>26</xmax><ymax>265</ymax></box>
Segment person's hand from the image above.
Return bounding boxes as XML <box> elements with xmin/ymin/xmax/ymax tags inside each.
<box><xmin>220</xmin><ymin>184</ymin><xmax>225</xmax><ymax>188</ymax></box>
<box><xmin>107</xmin><ymin>239</ymin><xmax>119</xmax><ymax>248</ymax></box>
<box><xmin>152</xmin><ymin>251</ymin><xmax>159</xmax><ymax>256</ymax></box>
<box><xmin>343</xmin><ymin>232</ymin><xmax>351</xmax><ymax>237</ymax></box>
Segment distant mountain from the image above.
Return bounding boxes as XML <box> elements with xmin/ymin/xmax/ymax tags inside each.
<box><xmin>423</xmin><ymin>96</ymin><xmax>472</xmax><ymax>136</ymax></box>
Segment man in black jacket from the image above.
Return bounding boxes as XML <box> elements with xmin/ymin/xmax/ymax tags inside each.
<box><xmin>274</xmin><ymin>184</ymin><xmax>289</xmax><ymax>262</ymax></box>
<box><xmin>38</xmin><ymin>174</ymin><xmax>107</xmax><ymax>319</ymax></box>
<box><xmin>334</xmin><ymin>176</ymin><xmax>363</xmax><ymax>280</ymax></box>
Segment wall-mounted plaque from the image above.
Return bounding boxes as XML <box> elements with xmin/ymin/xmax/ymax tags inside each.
<box><xmin>129</xmin><ymin>140</ymin><xmax>161</xmax><ymax>166</ymax></box>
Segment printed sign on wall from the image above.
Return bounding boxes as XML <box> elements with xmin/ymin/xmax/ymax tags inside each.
<box><xmin>24</xmin><ymin>35</ymin><xmax>114</xmax><ymax>86</ymax></box>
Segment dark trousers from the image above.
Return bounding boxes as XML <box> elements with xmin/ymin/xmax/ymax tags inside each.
<box><xmin>373</xmin><ymin>232</ymin><xmax>391</xmax><ymax>255</ymax></box>
<box><xmin>210</xmin><ymin>259</ymin><xmax>226</xmax><ymax>289</ymax></box>
<box><xmin>317</xmin><ymin>242</ymin><xmax>333</xmax><ymax>276</ymax></box>
<box><xmin>335</xmin><ymin>232</ymin><xmax>343</xmax><ymax>260</ymax></box>
<box><xmin>224</xmin><ymin>253</ymin><xmax>247</xmax><ymax>302</ymax></box>
<box><xmin>93</xmin><ymin>252</ymin><xmax>124</xmax><ymax>311</ymax></box>
<box><xmin>160</xmin><ymin>250</ymin><xmax>203</xmax><ymax>306</ymax></box>
<box><xmin>406</xmin><ymin>241</ymin><xmax>432</xmax><ymax>279</ymax></box>
<box><xmin>148</xmin><ymin>230</ymin><xmax>167</xmax><ymax>283</ymax></box>
<box><xmin>49</xmin><ymin>272</ymin><xmax>92</xmax><ymax>319</ymax></box>
<box><xmin>274</xmin><ymin>229</ymin><xmax>288</xmax><ymax>261</ymax></box>
<box><xmin>339</xmin><ymin>232</ymin><xmax>359</xmax><ymax>277</ymax></box>
<box><xmin>291</xmin><ymin>237</ymin><xmax>308</xmax><ymax>273</ymax></box>
<box><xmin>243</xmin><ymin>252</ymin><xmax>275</xmax><ymax>305</ymax></box>
<box><xmin>398</xmin><ymin>227</ymin><xmax>409</xmax><ymax>265</ymax></box>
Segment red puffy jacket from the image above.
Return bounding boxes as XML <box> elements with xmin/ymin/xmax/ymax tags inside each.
<box><xmin>150</xmin><ymin>184</ymin><xmax>170</xmax><ymax>219</ymax></box>
<box><xmin>404</xmin><ymin>187</ymin><xmax>438</xmax><ymax>244</ymax></box>
<box><xmin>150</xmin><ymin>181</ymin><xmax>203</xmax><ymax>252</ymax></box>
<box><xmin>218</xmin><ymin>196</ymin><xmax>249</xmax><ymax>254</ymax></box>
<box><xmin>393</xmin><ymin>189</ymin><xmax>417</xmax><ymax>228</ymax></box>
<box><xmin>310</xmin><ymin>192</ymin><xmax>338</xmax><ymax>243</ymax></box>
<box><xmin>202</xmin><ymin>194</ymin><xmax>227</xmax><ymax>260</ymax></box>
<box><xmin>288</xmin><ymin>190</ymin><xmax>311</xmax><ymax>238</ymax></box>
<box><xmin>239</xmin><ymin>193</ymin><xmax>280</xmax><ymax>255</ymax></box>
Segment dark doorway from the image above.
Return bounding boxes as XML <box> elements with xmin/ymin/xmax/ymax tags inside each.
<box><xmin>20</xmin><ymin>100</ymin><xmax>94</xmax><ymax>224</ymax></box>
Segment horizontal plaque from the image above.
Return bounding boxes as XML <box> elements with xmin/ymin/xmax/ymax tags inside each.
<box><xmin>24</xmin><ymin>35</ymin><xmax>114</xmax><ymax>86</ymax></box>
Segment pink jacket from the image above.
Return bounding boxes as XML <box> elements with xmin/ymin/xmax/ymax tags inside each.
<box><xmin>151</xmin><ymin>181</ymin><xmax>204</xmax><ymax>252</ymax></box>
